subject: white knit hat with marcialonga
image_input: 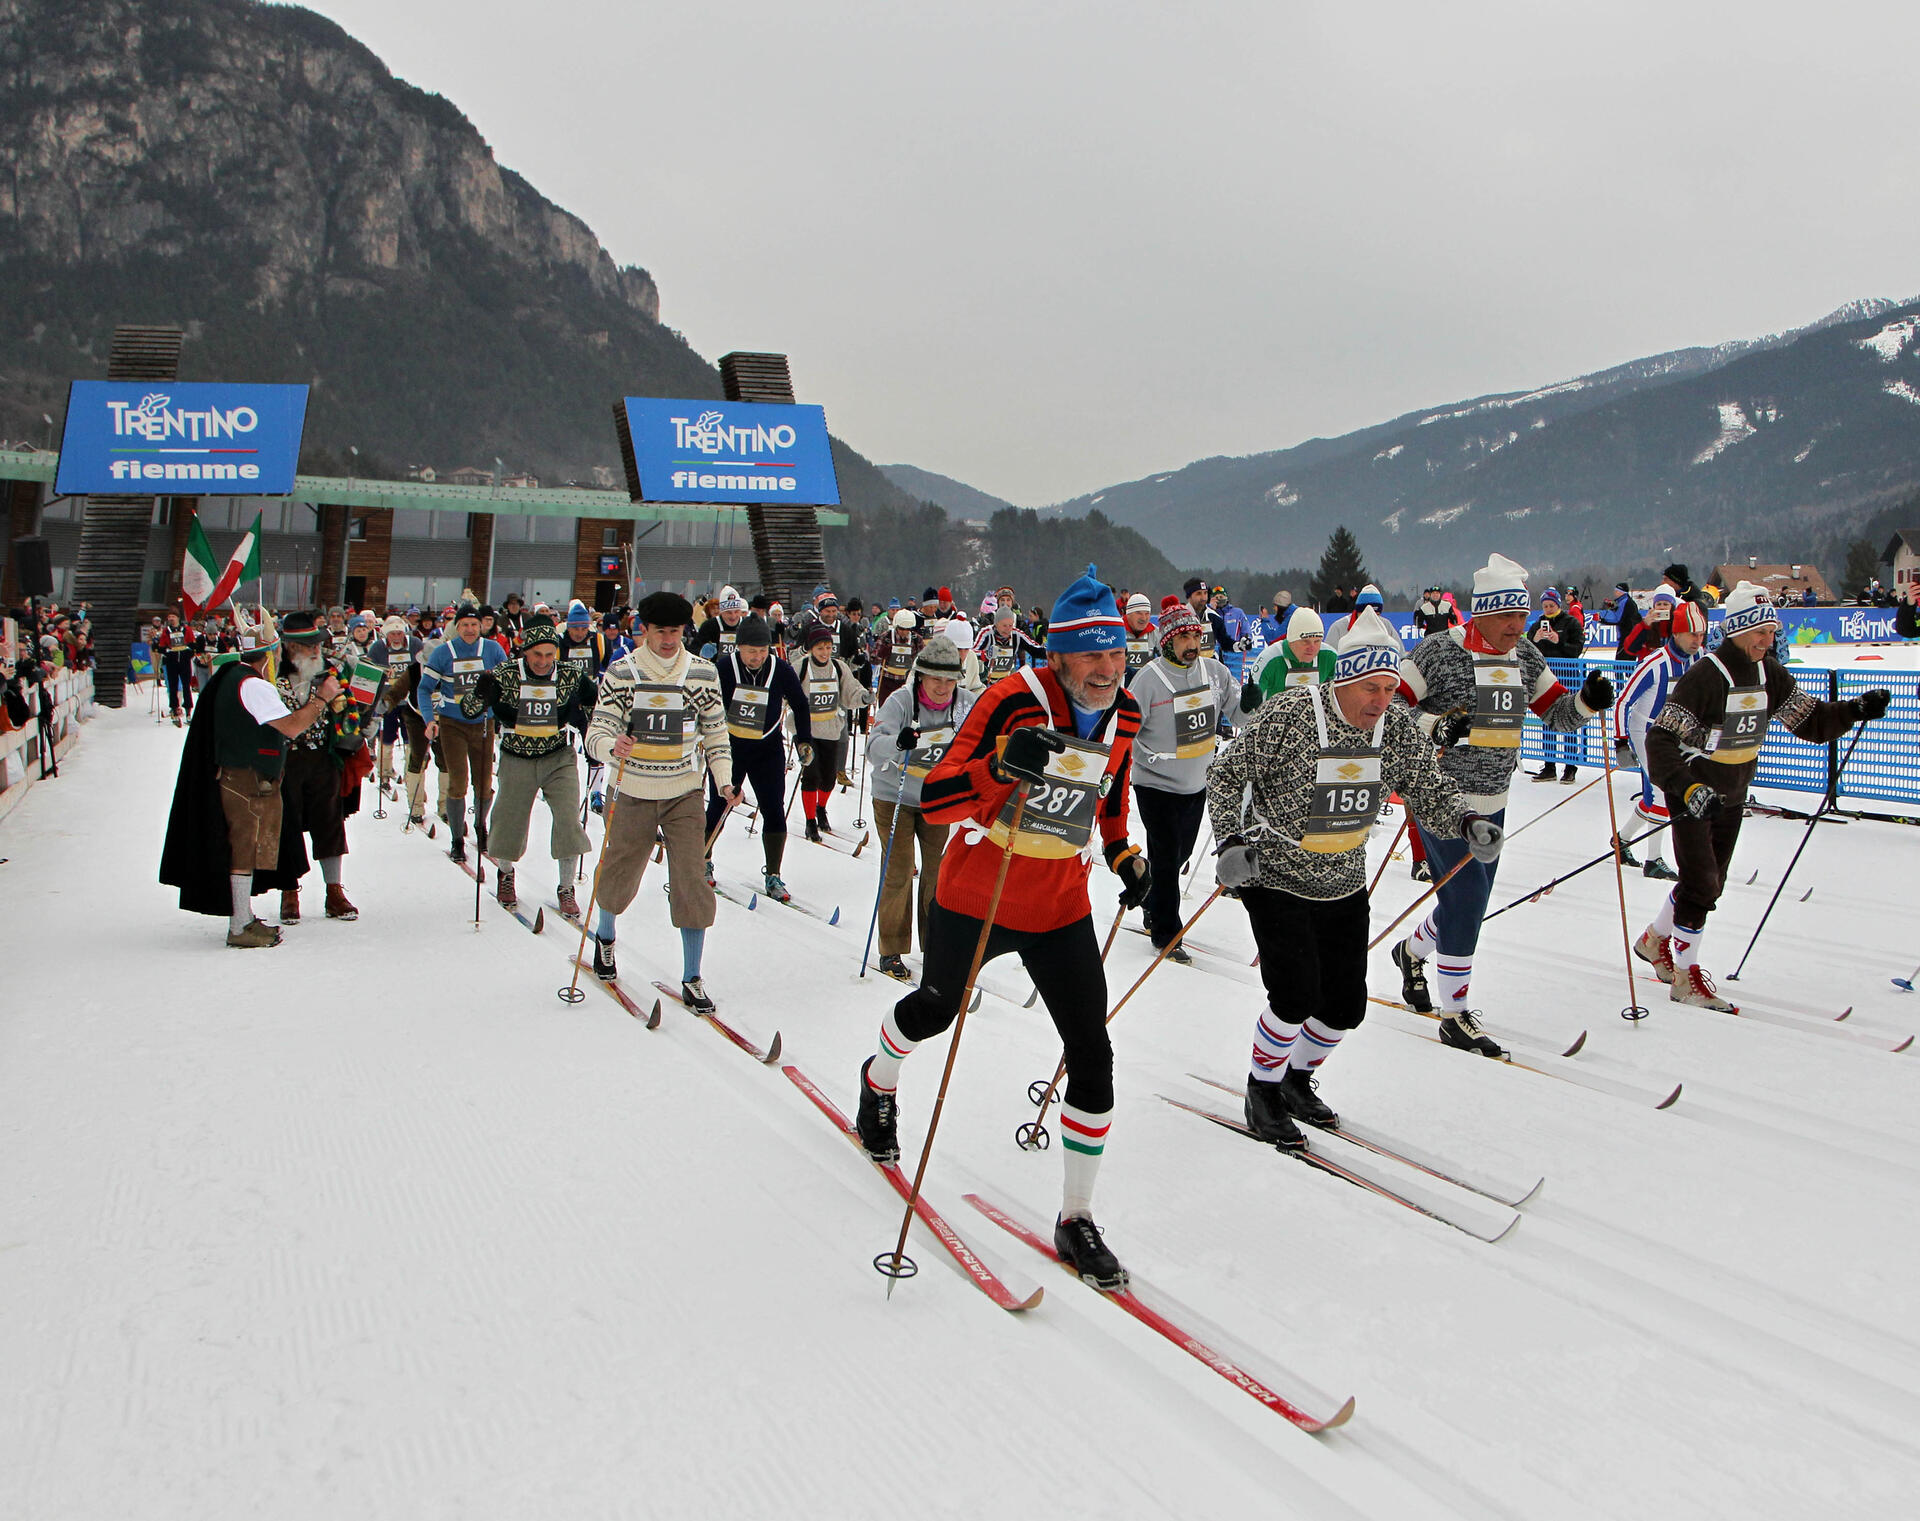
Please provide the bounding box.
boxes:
[1470,554,1530,616]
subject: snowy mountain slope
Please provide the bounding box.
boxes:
[1050,297,1920,585]
[3,708,1918,1518]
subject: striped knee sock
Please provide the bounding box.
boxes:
[1059,1103,1111,1220]
[1250,1007,1304,1081]
[1288,1017,1345,1073]
[1435,954,1475,1013]
[867,1012,916,1093]
[1408,915,1439,962]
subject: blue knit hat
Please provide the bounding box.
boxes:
[567,599,591,628]
[1045,564,1125,653]
[1354,583,1383,610]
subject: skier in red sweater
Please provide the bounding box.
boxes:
[854,567,1150,1288]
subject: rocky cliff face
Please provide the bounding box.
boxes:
[0,0,659,317]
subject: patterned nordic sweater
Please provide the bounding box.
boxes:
[1646,645,1863,802]
[1397,625,1594,811]
[1207,685,1469,901]
[583,644,731,799]
[457,658,592,759]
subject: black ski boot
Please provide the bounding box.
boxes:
[1438,1010,1506,1059]
[1643,857,1679,881]
[1612,832,1640,867]
[877,954,912,983]
[1530,763,1557,783]
[1053,1214,1129,1290]
[448,835,467,865]
[591,935,617,982]
[681,978,716,1014]
[856,1057,900,1163]
[1392,937,1433,1013]
[1243,1078,1307,1150]
[1160,939,1193,966]
[804,818,823,843]
[1280,1068,1338,1129]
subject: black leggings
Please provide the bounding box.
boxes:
[895,902,1113,1112]
[1668,806,1745,928]
[710,737,789,837]
[1133,784,1207,943]
[1240,885,1370,1032]
[801,733,845,793]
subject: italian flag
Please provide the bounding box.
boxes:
[181,509,263,618]
[349,660,384,707]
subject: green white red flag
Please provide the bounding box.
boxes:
[180,509,263,617]
[349,660,384,707]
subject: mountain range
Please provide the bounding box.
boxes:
[0,0,921,516]
[1042,298,1920,586]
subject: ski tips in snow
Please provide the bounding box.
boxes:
[647,998,663,1028]
[828,906,840,925]
[747,893,759,909]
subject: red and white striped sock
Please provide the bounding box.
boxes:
[1408,915,1439,962]
[1435,955,1475,1013]
[1669,920,1704,972]
[867,1012,916,1092]
[1249,1007,1303,1081]
[1059,1103,1112,1219]
[1288,1017,1345,1072]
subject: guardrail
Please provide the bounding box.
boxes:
[1522,654,1919,812]
[0,667,96,818]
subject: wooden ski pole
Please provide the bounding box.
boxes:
[1022,897,1125,1008]
[1020,887,1225,1150]
[1368,816,1409,896]
[877,782,1031,1290]
[558,751,629,1004]
[1365,850,1475,954]
[1600,728,1649,1021]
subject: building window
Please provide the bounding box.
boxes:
[601,526,618,549]
[492,514,529,544]
[151,499,173,527]
[42,495,80,523]
[529,577,573,609]
[385,575,426,609]
[348,515,368,541]
[141,568,169,604]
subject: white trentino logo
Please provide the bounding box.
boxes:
[672,409,797,455]
[108,391,259,442]
[105,391,265,482]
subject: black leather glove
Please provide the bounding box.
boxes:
[1110,844,1151,908]
[1433,710,1473,749]
[996,725,1064,785]
[1240,679,1262,712]
[1856,688,1892,722]
[1681,782,1723,820]
[895,725,918,752]
[1213,835,1259,889]
[473,670,501,705]
[1579,670,1615,710]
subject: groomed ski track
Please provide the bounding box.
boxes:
[3,708,1917,1519]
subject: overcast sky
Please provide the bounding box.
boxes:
[308,0,1920,506]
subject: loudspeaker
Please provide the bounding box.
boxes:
[11,536,53,597]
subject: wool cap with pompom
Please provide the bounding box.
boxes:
[1045,565,1125,653]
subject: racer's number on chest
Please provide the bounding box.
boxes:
[1470,658,1524,748]
[628,684,690,757]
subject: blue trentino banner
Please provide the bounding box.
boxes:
[622,397,841,506]
[1367,606,1912,649]
[54,381,309,496]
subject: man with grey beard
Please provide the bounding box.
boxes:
[269,610,358,924]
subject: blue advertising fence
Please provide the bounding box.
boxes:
[1518,655,1920,812]
[54,381,309,496]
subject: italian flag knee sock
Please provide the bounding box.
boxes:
[1408,914,1439,962]
[1669,918,1705,971]
[867,1012,916,1092]
[1288,1017,1344,1072]
[1059,1102,1111,1220]
[1249,1007,1303,1081]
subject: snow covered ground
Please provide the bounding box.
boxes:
[5,706,1918,1519]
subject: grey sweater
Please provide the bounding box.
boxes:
[1206,684,1469,901]
[1129,654,1246,795]
[1397,626,1595,812]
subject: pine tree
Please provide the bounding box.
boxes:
[1841,537,1883,598]
[1310,526,1370,606]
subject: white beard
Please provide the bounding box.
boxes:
[287,646,324,700]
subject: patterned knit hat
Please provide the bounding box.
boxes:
[1333,609,1404,685]
[1046,565,1125,653]
[1156,602,1205,650]
[1720,580,1779,638]
[1471,554,1530,616]
[518,618,561,651]
[1354,584,1384,610]
[913,634,965,681]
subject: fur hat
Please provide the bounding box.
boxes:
[1720,580,1779,638]
[1333,608,1405,686]
[1046,565,1125,653]
[913,634,965,681]
[1471,554,1531,617]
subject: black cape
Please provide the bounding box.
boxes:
[159,661,276,916]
